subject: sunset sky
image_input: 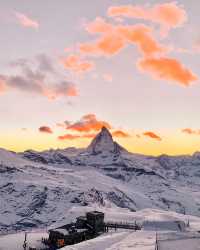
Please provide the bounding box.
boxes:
[0,0,200,155]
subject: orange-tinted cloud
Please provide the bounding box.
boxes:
[80,19,166,57]
[67,113,112,132]
[138,57,197,86]
[39,126,53,134]
[86,17,113,34]
[57,115,131,140]
[79,33,126,56]
[117,24,166,56]
[15,12,39,29]
[62,55,94,73]
[182,128,200,135]
[112,130,130,138]
[97,33,126,55]
[58,133,96,140]
[108,2,187,32]
[58,134,80,140]
[143,131,162,141]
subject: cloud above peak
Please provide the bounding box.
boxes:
[67,113,112,132]
[56,114,132,140]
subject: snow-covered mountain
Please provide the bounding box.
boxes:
[1,127,200,234]
[87,126,126,155]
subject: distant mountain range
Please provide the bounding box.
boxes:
[1,127,200,234]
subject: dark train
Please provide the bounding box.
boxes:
[47,211,105,248]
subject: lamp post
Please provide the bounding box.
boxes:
[23,232,27,250]
[155,232,159,250]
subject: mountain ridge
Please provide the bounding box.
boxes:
[1,127,200,234]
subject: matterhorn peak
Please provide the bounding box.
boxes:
[87,126,125,155]
[99,126,113,138]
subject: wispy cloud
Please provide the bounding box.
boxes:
[62,54,94,73]
[58,133,96,140]
[182,128,200,135]
[15,12,39,30]
[143,131,162,141]
[39,126,53,134]
[112,130,130,138]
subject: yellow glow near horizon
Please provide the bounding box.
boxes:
[1,129,200,156]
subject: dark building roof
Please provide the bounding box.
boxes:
[50,228,89,236]
[87,211,104,215]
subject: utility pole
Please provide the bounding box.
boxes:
[23,232,27,250]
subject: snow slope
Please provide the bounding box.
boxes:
[1,127,200,234]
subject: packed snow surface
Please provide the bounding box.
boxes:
[1,208,200,250]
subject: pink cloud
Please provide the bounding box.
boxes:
[103,74,113,82]
[15,12,39,29]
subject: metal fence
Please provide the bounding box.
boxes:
[155,232,200,250]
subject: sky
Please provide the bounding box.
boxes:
[0,0,200,155]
